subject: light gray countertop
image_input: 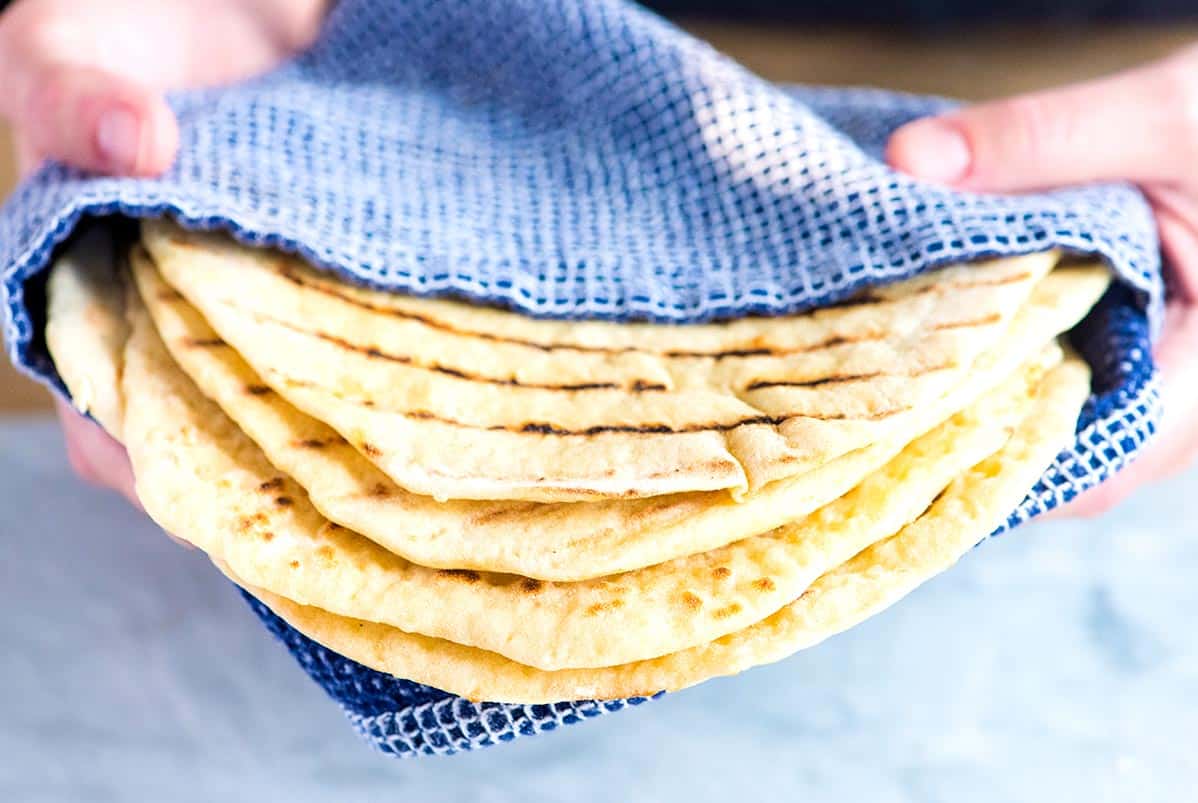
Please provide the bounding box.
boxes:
[1,414,1195,801]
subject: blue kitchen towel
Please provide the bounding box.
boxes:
[0,0,1163,757]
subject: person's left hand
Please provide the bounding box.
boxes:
[886,45,1198,516]
[0,0,330,506]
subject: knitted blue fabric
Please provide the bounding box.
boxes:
[0,0,1163,758]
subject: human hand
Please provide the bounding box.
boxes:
[54,398,140,507]
[1,0,329,500]
[0,0,329,175]
[886,45,1198,516]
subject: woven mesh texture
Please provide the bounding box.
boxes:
[0,0,1163,757]
[244,592,658,757]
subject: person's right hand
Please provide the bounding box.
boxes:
[886,45,1198,516]
[0,0,330,502]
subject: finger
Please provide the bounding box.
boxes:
[1048,301,1198,518]
[885,52,1197,191]
[54,399,142,509]
[18,63,178,176]
[53,403,191,546]
[1149,192,1198,302]
[57,400,102,486]
[1049,420,1198,519]
[1043,468,1137,520]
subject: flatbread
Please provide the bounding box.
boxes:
[231,355,1090,702]
[47,222,1100,691]
[143,220,1058,501]
[132,249,1109,580]
[125,257,1060,667]
[45,227,127,438]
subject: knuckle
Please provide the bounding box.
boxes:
[3,2,79,50]
[998,96,1066,163]
[2,10,85,118]
[280,0,331,53]
[2,10,70,69]
[23,62,74,121]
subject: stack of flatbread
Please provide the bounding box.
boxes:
[45,219,1108,703]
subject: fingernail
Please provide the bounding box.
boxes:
[892,118,971,184]
[96,107,142,172]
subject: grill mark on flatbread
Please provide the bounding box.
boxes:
[293,437,336,449]
[820,292,887,308]
[928,486,952,509]
[503,406,903,433]
[957,271,1036,288]
[240,303,995,396]
[436,569,481,583]
[665,303,1006,356]
[247,309,666,392]
[273,263,1031,359]
[274,373,909,436]
[662,331,885,359]
[933,312,1003,330]
[746,371,883,391]
[506,408,909,432]
[182,336,227,348]
[745,361,955,391]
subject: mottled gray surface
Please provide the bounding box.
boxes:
[1,414,1195,802]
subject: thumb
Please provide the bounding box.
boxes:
[17,62,178,177]
[885,52,1198,192]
